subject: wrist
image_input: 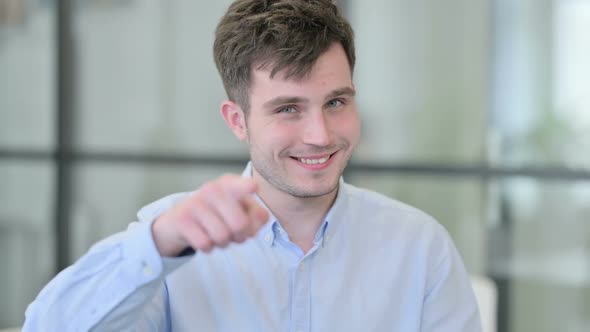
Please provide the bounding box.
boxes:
[151,216,186,257]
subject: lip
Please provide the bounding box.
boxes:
[290,151,338,171]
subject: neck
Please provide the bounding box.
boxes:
[253,169,338,252]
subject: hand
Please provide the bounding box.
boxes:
[151,174,270,257]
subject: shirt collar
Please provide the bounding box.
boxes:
[241,162,348,247]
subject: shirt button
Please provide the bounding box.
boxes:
[264,234,272,243]
[142,262,153,276]
[299,263,305,271]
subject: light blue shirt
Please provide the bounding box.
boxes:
[24,163,481,331]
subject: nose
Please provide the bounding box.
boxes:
[302,111,333,147]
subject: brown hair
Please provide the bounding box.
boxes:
[213,0,355,112]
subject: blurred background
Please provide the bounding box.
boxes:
[1,0,589,331]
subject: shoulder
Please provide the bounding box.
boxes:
[342,182,448,240]
[343,182,435,224]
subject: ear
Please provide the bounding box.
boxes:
[221,100,248,141]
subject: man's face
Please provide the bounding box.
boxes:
[244,43,361,198]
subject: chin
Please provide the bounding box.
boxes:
[288,181,339,198]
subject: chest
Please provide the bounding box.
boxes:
[165,241,427,332]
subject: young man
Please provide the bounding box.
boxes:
[24,0,481,331]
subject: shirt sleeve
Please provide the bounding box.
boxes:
[23,193,192,332]
[420,222,483,332]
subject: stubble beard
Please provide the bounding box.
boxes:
[251,146,352,199]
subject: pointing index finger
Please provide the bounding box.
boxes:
[219,174,258,199]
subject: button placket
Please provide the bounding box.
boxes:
[291,258,311,332]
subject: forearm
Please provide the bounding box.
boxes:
[23,220,190,331]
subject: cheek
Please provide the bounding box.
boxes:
[249,121,298,151]
[335,112,361,143]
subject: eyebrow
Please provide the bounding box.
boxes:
[325,86,356,100]
[262,86,356,109]
[263,96,309,109]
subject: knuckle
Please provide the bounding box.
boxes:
[198,183,213,197]
[231,216,250,231]
[218,173,233,183]
[200,245,213,253]
[213,230,232,244]
[233,235,247,244]
[230,230,247,242]
[210,183,224,197]
[196,238,213,251]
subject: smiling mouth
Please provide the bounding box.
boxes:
[290,152,336,165]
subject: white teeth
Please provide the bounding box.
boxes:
[299,156,330,165]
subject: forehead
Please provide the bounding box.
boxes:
[249,43,353,105]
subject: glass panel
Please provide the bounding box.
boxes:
[69,162,245,260]
[346,172,486,273]
[0,0,55,150]
[0,160,55,328]
[347,0,489,164]
[488,178,590,332]
[72,0,245,156]
[491,0,590,170]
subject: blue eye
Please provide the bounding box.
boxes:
[278,106,297,114]
[327,99,343,108]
